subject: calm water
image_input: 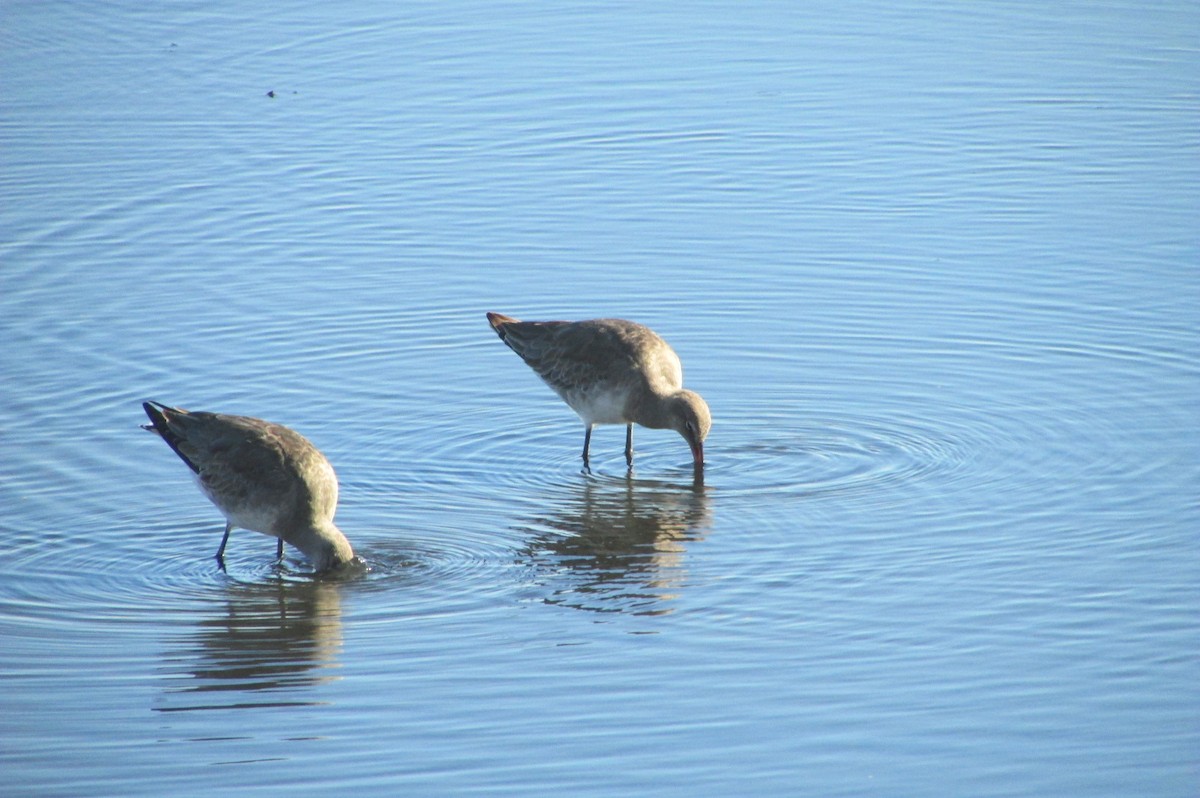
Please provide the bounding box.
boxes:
[2,2,1197,795]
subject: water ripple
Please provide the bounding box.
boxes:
[707,412,970,502]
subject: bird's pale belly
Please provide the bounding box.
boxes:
[197,477,280,536]
[559,386,630,425]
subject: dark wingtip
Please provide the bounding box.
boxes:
[141,400,200,473]
[142,400,167,431]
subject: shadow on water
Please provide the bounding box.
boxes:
[154,579,344,712]
[519,473,711,616]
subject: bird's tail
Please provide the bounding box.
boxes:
[486,311,519,340]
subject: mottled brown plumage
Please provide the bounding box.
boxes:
[142,401,355,572]
[486,312,710,470]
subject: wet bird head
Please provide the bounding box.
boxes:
[671,390,711,469]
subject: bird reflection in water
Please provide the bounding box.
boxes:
[521,475,711,616]
[155,579,344,712]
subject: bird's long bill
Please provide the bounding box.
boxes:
[691,440,705,470]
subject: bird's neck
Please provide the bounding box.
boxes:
[628,387,679,430]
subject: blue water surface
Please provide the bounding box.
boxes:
[2,2,1197,796]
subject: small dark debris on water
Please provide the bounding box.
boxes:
[266,90,275,98]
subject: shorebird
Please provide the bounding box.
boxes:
[141,401,356,573]
[486,312,710,471]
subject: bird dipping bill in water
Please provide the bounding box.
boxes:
[141,401,356,573]
[486,312,711,471]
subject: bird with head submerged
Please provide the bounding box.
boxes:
[141,401,356,573]
[486,312,711,472]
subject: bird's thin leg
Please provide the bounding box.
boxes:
[215,522,232,571]
[276,537,284,561]
[581,425,593,472]
[625,424,634,469]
